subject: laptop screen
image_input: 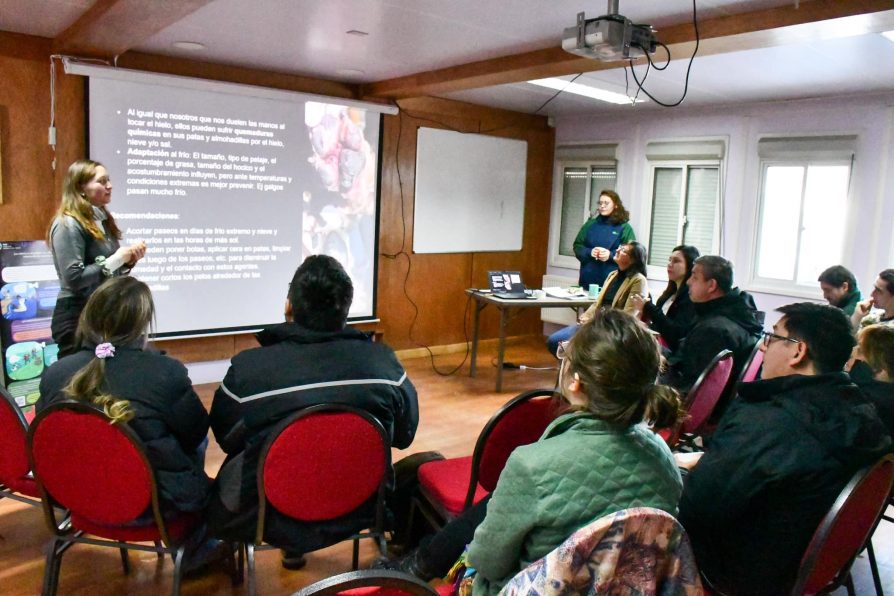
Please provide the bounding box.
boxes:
[488,271,525,293]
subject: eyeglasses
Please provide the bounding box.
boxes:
[557,340,570,360]
[762,330,802,347]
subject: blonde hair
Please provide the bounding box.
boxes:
[858,324,894,380]
[63,277,154,423]
[48,159,121,244]
[563,309,684,428]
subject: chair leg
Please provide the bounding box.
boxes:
[352,537,360,570]
[171,545,185,596]
[41,537,64,596]
[846,572,857,596]
[867,539,885,596]
[120,547,131,574]
[377,532,388,557]
[246,543,256,596]
[238,542,245,583]
[400,496,420,550]
[228,542,242,586]
[155,540,164,561]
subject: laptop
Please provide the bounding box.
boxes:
[488,270,529,299]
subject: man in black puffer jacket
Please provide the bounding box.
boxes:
[664,256,762,404]
[207,255,419,569]
[678,303,892,595]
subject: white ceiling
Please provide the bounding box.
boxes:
[2,0,894,116]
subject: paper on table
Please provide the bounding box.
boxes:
[543,286,588,299]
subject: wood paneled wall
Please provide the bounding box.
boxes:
[0,33,84,241]
[377,97,554,350]
[0,32,554,360]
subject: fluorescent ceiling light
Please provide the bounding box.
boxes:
[528,77,645,105]
[883,30,894,44]
[172,41,206,51]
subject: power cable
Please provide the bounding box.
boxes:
[532,73,583,115]
[381,106,473,376]
[627,0,699,108]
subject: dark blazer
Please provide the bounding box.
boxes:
[643,284,696,351]
[37,345,210,512]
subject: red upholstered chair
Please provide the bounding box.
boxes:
[0,385,40,506]
[293,569,438,595]
[672,349,734,452]
[412,389,557,529]
[736,340,764,384]
[243,405,391,595]
[791,454,894,595]
[27,401,204,596]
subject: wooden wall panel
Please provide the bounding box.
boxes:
[0,32,553,362]
[377,97,554,350]
[0,34,84,241]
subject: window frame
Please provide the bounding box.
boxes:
[548,158,618,269]
[643,158,723,281]
[748,156,855,298]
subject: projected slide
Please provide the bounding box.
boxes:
[88,76,380,336]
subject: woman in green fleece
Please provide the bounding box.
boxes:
[467,309,685,595]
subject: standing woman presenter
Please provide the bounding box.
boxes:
[573,190,635,290]
[49,159,146,357]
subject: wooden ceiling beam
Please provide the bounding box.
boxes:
[51,0,216,58]
[363,0,894,99]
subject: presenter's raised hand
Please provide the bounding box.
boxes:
[128,240,147,265]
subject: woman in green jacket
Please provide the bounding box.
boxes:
[467,310,685,595]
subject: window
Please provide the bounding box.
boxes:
[549,145,617,268]
[752,136,855,291]
[643,140,724,277]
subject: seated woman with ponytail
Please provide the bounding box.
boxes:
[380,310,685,595]
[466,309,685,594]
[36,276,211,515]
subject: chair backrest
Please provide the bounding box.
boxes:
[0,386,30,491]
[500,507,702,595]
[293,569,439,595]
[792,454,894,595]
[257,404,390,540]
[736,340,764,384]
[467,389,556,501]
[681,350,734,434]
[28,401,158,528]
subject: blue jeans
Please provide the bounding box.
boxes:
[546,324,579,357]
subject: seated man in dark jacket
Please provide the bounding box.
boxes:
[818,264,862,316]
[663,255,762,395]
[207,255,419,569]
[678,302,892,595]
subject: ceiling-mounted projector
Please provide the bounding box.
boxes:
[562,1,657,61]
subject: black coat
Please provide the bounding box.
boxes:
[664,289,763,394]
[207,322,419,552]
[37,345,210,512]
[679,373,892,595]
[850,360,894,438]
[643,284,696,352]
